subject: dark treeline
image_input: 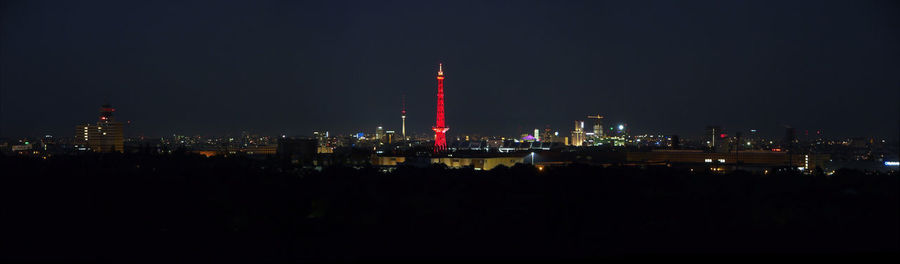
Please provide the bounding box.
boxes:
[1,153,898,262]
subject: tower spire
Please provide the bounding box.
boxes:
[432,63,449,152]
[401,94,407,139]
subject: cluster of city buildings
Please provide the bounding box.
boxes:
[1,64,897,173]
[1,101,896,173]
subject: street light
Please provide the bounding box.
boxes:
[531,152,535,164]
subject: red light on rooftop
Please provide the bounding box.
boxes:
[719,133,727,138]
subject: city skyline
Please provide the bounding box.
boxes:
[2,1,898,261]
[1,0,898,139]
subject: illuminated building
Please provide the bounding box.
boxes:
[432,63,449,152]
[534,128,541,141]
[313,131,332,153]
[385,131,395,144]
[571,120,585,146]
[588,115,604,138]
[541,126,557,143]
[375,126,384,143]
[374,153,529,170]
[74,104,124,153]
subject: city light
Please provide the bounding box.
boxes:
[886,161,900,166]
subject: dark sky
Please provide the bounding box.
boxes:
[2,0,898,139]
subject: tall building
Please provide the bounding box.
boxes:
[375,126,385,143]
[784,127,797,150]
[432,63,449,152]
[75,104,124,153]
[571,120,585,146]
[541,126,557,143]
[588,115,604,138]
[534,128,541,141]
[385,131,395,144]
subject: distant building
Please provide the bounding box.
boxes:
[571,121,585,146]
[75,104,124,153]
[588,115,604,138]
[784,127,797,147]
[374,153,529,170]
[385,131,395,144]
[313,131,333,153]
[536,149,829,172]
[375,126,385,143]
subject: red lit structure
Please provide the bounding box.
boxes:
[100,104,115,121]
[432,63,449,152]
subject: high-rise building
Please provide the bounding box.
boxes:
[432,63,449,152]
[375,126,385,143]
[571,120,585,146]
[784,127,797,150]
[75,104,124,153]
[588,115,604,138]
[534,128,541,141]
[385,131,395,144]
[541,126,555,143]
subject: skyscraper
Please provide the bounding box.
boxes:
[571,120,585,146]
[432,63,449,152]
[375,126,384,143]
[75,104,124,153]
[588,115,604,138]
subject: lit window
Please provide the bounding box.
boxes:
[718,159,725,163]
[704,159,712,163]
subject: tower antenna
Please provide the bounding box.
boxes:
[432,63,449,152]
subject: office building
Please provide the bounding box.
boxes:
[75,104,124,153]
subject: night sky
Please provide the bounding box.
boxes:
[2,0,898,139]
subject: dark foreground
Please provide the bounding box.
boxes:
[2,154,898,262]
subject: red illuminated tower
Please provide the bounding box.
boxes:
[432,63,448,152]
